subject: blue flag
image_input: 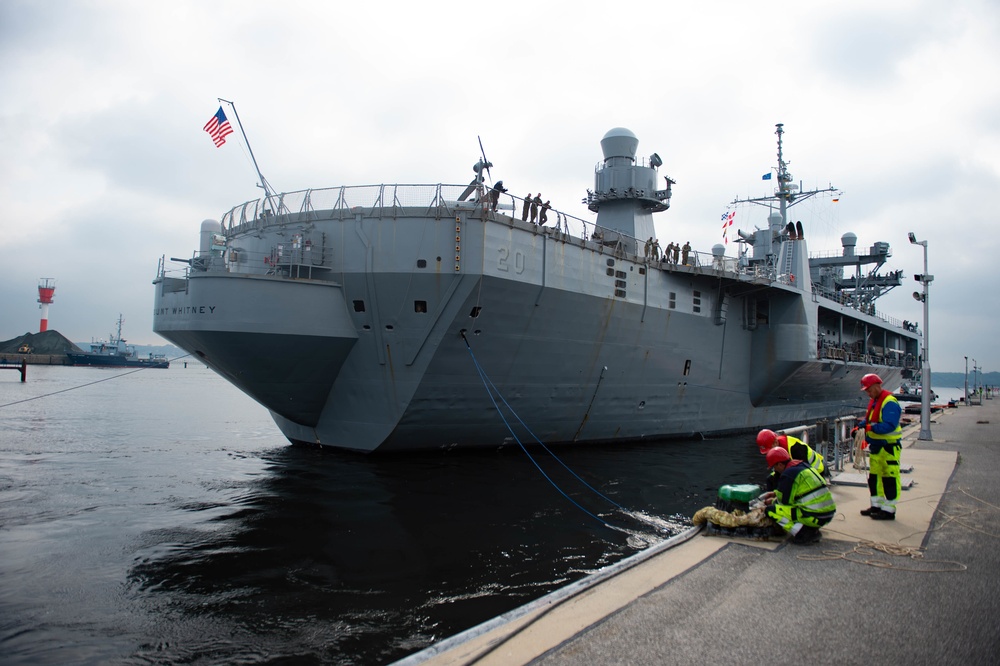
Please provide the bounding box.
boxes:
[762,173,772,181]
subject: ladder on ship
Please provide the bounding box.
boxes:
[782,243,795,283]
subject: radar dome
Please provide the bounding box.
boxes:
[600,127,639,161]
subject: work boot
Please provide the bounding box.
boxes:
[870,509,896,521]
[860,506,878,516]
[791,528,821,545]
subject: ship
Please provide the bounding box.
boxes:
[67,315,170,368]
[152,124,920,453]
[893,382,937,403]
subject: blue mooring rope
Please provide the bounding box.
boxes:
[461,332,631,528]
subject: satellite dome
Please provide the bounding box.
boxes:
[600,127,638,161]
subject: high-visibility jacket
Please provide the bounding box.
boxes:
[781,435,825,476]
[864,390,902,451]
[765,435,825,491]
[767,461,837,531]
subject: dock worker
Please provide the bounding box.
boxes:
[857,373,902,520]
[762,447,836,545]
[757,428,825,491]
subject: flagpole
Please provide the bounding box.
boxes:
[218,98,278,209]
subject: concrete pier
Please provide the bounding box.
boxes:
[399,399,1000,665]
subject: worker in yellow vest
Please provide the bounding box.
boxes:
[762,447,836,545]
[757,428,825,491]
[858,373,902,520]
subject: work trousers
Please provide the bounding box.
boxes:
[868,443,901,513]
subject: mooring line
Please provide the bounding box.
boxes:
[459,333,666,537]
[468,348,626,511]
[0,353,193,410]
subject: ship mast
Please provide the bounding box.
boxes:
[732,123,838,260]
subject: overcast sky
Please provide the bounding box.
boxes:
[2,0,997,374]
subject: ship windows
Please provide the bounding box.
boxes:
[417,259,427,268]
[606,268,615,277]
[615,289,627,298]
[415,301,427,313]
[615,279,627,289]
[469,306,482,318]
[638,267,646,275]
[353,300,366,312]
[606,259,615,267]
[615,270,626,279]
[668,292,676,309]
[693,290,702,314]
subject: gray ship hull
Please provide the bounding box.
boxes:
[154,198,912,453]
[154,126,918,452]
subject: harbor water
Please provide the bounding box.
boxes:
[3,363,849,664]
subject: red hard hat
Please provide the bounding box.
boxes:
[766,446,791,469]
[756,429,778,454]
[860,373,883,390]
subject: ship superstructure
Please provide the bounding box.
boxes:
[153,126,919,452]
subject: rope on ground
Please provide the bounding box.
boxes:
[794,484,1000,571]
[795,526,967,572]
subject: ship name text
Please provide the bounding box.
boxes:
[154,305,217,316]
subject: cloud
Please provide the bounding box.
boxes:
[1,0,999,372]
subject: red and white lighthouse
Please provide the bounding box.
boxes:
[37,278,55,332]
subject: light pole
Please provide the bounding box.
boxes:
[909,232,933,440]
[965,356,969,405]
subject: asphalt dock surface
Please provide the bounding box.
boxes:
[399,397,1000,666]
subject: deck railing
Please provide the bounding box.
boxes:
[157,184,911,335]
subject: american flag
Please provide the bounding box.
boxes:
[203,106,234,147]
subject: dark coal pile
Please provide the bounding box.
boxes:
[0,330,82,354]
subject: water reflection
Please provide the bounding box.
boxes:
[126,436,763,664]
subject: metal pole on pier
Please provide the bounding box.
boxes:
[965,356,969,406]
[909,232,932,440]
